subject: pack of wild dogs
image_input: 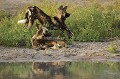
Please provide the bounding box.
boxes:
[18,5,73,50]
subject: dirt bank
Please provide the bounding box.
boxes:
[0,41,120,62]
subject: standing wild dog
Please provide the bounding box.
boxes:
[31,24,67,49]
[24,5,73,38]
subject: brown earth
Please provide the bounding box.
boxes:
[0,40,120,62]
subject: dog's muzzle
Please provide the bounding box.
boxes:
[65,13,70,18]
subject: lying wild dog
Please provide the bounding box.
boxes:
[31,24,67,50]
[31,24,49,49]
[18,5,73,38]
[47,40,67,49]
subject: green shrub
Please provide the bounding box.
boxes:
[107,43,118,53]
[0,0,120,47]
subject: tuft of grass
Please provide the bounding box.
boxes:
[0,0,120,47]
[107,43,118,54]
[0,16,36,48]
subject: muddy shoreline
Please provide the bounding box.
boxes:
[0,41,120,62]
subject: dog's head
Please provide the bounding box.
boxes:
[57,5,70,21]
[25,6,38,29]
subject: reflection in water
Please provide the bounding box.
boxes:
[0,62,120,79]
[32,62,70,79]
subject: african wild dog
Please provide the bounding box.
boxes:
[24,5,73,38]
[31,23,49,49]
[31,23,67,49]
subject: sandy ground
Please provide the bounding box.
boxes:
[0,41,120,62]
[0,0,115,15]
[0,0,33,15]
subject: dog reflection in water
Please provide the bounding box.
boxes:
[32,62,69,79]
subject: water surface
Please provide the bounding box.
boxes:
[0,61,120,79]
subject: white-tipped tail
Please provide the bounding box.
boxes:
[17,19,27,24]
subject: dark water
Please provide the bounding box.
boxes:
[0,61,120,79]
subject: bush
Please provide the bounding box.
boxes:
[0,0,120,47]
[107,43,118,53]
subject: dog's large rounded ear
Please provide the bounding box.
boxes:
[58,5,63,10]
[63,6,68,11]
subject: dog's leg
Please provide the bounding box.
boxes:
[27,18,35,29]
[34,45,46,51]
[60,23,74,38]
[66,28,74,38]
